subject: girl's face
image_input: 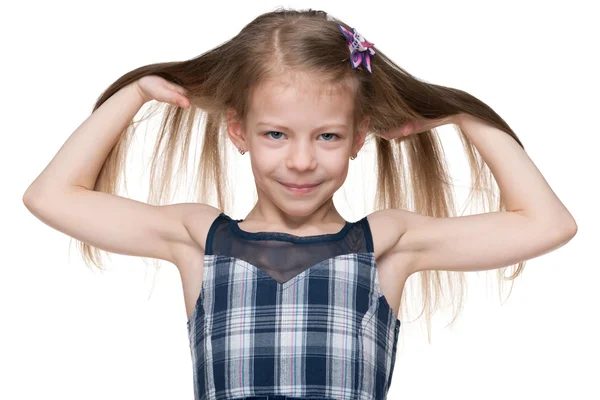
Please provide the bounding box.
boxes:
[228,73,368,216]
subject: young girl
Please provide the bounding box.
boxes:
[23,7,577,400]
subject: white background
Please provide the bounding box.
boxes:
[3,1,598,399]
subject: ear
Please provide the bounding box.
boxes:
[352,116,370,155]
[226,108,248,150]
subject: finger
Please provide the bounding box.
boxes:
[401,121,414,136]
[175,84,189,96]
[164,86,189,107]
[178,95,189,108]
[165,81,186,96]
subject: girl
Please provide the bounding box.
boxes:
[23,7,577,400]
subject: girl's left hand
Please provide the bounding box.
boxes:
[377,114,463,140]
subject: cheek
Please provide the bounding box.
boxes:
[321,157,349,177]
[250,156,278,178]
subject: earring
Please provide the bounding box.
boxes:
[238,148,246,155]
[350,154,357,160]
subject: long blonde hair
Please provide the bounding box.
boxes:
[77,7,526,342]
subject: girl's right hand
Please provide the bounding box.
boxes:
[134,75,190,108]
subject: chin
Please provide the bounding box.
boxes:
[277,186,337,212]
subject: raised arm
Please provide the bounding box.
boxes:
[22,78,205,265]
[388,113,577,275]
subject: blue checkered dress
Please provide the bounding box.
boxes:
[187,213,401,400]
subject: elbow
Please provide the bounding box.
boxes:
[525,210,578,239]
[24,185,83,211]
[557,210,578,238]
[23,186,49,210]
[525,214,578,247]
[552,217,578,242]
[23,191,45,214]
[23,188,38,209]
[562,219,578,238]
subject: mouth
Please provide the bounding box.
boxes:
[280,182,322,188]
[279,181,322,194]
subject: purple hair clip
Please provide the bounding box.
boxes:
[338,24,376,74]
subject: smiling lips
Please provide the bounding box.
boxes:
[279,181,322,194]
[280,182,321,188]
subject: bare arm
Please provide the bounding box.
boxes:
[455,113,576,225]
[25,83,146,193]
[389,114,577,274]
[23,80,201,265]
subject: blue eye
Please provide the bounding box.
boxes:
[264,131,340,141]
[266,131,285,139]
[319,133,340,141]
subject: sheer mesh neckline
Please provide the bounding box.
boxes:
[228,215,353,244]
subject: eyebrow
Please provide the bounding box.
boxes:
[256,121,349,132]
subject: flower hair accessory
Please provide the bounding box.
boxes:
[338,24,376,74]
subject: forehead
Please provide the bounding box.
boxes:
[248,73,356,124]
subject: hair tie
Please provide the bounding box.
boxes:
[338,24,376,74]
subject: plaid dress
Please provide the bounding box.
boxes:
[187,212,401,400]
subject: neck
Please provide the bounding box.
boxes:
[245,198,344,230]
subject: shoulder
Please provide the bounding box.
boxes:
[365,209,405,260]
[169,203,223,267]
[366,208,432,261]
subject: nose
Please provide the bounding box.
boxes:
[285,142,317,171]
